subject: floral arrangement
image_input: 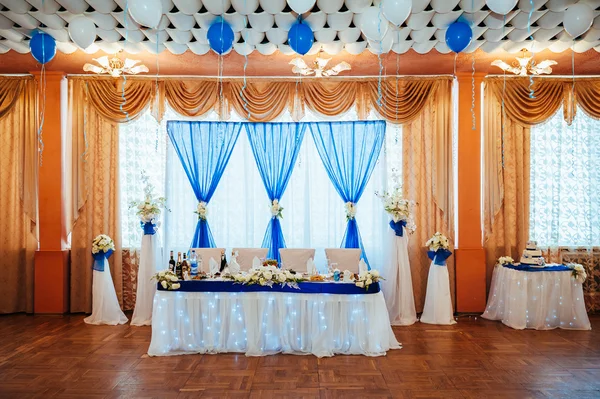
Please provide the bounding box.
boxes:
[262,259,278,267]
[497,256,515,266]
[425,232,450,251]
[92,234,115,254]
[129,171,167,223]
[195,201,208,220]
[376,187,416,233]
[270,199,283,219]
[232,265,305,289]
[345,202,357,221]
[355,270,382,291]
[152,270,180,290]
[568,263,587,283]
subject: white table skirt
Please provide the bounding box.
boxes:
[482,265,591,330]
[148,290,401,358]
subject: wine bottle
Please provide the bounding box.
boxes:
[168,251,175,272]
[182,253,190,279]
[219,250,227,273]
[175,252,183,280]
[189,250,198,276]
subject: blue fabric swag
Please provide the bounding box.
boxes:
[308,120,386,266]
[141,221,157,235]
[167,121,242,248]
[502,264,572,272]
[246,122,306,262]
[427,249,452,266]
[92,249,113,272]
[389,220,407,237]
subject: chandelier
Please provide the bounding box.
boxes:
[491,49,557,76]
[83,52,149,77]
[290,48,351,77]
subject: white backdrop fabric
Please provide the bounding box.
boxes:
[131,233,161,326]
[382,229,417,325]
[482,266,591,330]
[84,267,128,326]
[148,290,401,358]
[420,261,457,325]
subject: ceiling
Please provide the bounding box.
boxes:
[0,0,599,59]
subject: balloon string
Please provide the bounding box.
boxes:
[241,0,250,120]
[527,0,535,99]
[37,32,46,166]
[376,1,383,108]
[453,53,457,77]
[155,30,160,152]
[82,82,89,164]
[120,0,130,121]
[501,14,506,170]
[471,52,475,131]
[571,44,575,119]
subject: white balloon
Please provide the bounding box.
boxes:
[231,0,259,15]
[129,0,163,28]
[68,16,97,49]
[382,0,412,26]
[563,3,594,38]
[359,6,389,41]
[287,0,316,14]
[485,0,517,15]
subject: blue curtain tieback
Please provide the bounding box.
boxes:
[140,221,157,235]
[92,249,113,271]
[389,220,407,237]
[427,249,452,266]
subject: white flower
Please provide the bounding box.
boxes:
[169,275,178,282]
[356,281,364,288]
[171,283,180,290]
[366,278,373,285]
[264,271,273,280]
[161,280,167,289]
[371,270,379,278]
[278,273,286,283]
[259,278,266,285]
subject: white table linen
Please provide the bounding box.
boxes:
[420,261,456,325]
[84,267,128,326]
[482,265,591,330]
[148,289,401,358]
[131,234,161,326]
[382,230,417,326]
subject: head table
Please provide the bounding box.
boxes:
[482,264,591,330]
[147,280,401,358]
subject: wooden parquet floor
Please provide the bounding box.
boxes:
[1,314,599,399]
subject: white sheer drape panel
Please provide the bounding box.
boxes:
[119,112,167,248]
[530,108,600,247]
[120,105,401,272]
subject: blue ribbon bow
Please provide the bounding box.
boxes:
[92,249,113,272]
[389,220,407,237]
[140,221,157,235]
[427,249,452,266]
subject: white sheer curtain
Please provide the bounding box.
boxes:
[120,105,401,272]
[530,108,600,248]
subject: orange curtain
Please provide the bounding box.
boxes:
[0,76,38,313]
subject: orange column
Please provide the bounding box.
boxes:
[455,72,486,312]
[32,71,70,313]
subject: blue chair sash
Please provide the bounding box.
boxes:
[427,249,452,266]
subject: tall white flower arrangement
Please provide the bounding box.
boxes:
[376,186,416,233]
[129,171,167,223]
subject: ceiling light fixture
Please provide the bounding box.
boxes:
[290,48,351,77]
[83,51,149,77]
[491,49,557,76]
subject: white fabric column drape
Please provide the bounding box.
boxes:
[84,265,128,325]
[382,229,417,325]
[420,262,456,325]
[131,233,161,326]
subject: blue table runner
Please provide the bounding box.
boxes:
[503,264,571,272]
[157,280,380,295]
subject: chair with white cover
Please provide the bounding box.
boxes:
[232,248,269,270]
[279,248,315,273]
[191,248,225,273]
[325,248,362,273]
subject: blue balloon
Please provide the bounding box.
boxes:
[445,21,472,53]
[207,19,234,55]
[288,22,314,55]
[29,32,56,64]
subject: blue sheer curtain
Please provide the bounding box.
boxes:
[308,121,386,265]
[245,122,307,262]
[167,121,242,248]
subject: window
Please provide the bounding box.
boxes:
[119,105,403,270]
[530,108,600,247]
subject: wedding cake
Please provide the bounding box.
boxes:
[520,241,545,266]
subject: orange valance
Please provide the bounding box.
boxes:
[68,76,451,124]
